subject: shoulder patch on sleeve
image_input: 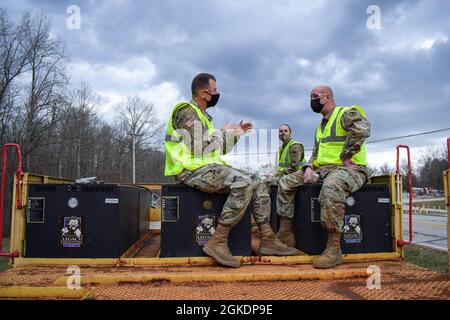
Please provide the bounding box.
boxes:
[173,106,199,129]
[184,114,196,128]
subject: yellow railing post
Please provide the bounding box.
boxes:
[389,173,404,258]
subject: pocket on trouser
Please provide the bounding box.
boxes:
[184,177,216,194]
[346,170,366,194]
[320,200,346,233]
[226,187,248,210]
[251,181,271,223]
[219,186,252,227]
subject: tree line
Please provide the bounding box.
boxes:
[0,9,168,182]
[371,146,448,191]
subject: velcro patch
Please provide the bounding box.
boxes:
[185,115,196,128]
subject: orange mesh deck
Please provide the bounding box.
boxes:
[0,260,448,300]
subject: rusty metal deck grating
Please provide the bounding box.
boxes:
[0,261,448,300]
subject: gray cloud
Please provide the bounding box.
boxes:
[1,0,449,165]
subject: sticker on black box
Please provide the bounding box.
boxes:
[343,214,363,244]
[195,215,216,246]
[60,216,83,248]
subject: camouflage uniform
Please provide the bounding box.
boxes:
[269,142,304,186]
[173,101,271,227]
[277,107,370,233]
[275,142,304,177]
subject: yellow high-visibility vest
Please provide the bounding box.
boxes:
[164,102,227,176]
[277,139,304,172]
[313,106,367,168]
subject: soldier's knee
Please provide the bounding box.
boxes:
[253,179,269,194]
[278,175,291,192]
[230,175,253,194]
[319,181,346,203]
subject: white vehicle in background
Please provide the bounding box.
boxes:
[412,187,424,197]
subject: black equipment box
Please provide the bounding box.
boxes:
[160,184,252,257]
[294,184,393,255]
[269,185,280,232]
[25,184,151,258]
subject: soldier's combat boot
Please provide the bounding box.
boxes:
[313,232,343,269]
[276,217,296,248]
[203,223,241,268]
[258,222,300,256]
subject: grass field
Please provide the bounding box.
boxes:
[404,244,448,273]
[0,239,11,272]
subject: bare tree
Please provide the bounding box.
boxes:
[257,162,275,179]
[116,95,164,182]
[366,165,379,177]
[417,145,448,189]
[0,10,31,141]
[378,162,393,176]
[117,96,163,148]
[10,12,68,170]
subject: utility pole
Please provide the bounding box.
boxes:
[127,132,143,184]
[132,134,136,184]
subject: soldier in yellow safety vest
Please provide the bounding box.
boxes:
[267,124,305,248]
[164,73,299,268]
[276,85,370,269]
[274,124,305,180]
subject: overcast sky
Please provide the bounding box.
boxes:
[2,0,450,170]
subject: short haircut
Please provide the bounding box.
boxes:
[279,124,292,133]
[191,73,216,96]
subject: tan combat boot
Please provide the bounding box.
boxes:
[203,223,241,268]
[258,222,300,256]
[276,217,296,248]
[313,232,343,269]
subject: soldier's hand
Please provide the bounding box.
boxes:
[343,159,358,170]
[304,167,315,184]
[222,123,246,137]
[222,123,240,131]
[239,120,253,133]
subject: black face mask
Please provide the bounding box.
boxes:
[206,93,220,108]
[310,98,324,113]
[279,132,291,142]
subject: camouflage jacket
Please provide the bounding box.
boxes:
[172,100,240,179]
[305,106,371,178]
[275,142,305,177]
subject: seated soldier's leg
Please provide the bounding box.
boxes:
[183,164,253,268]
[276,171,304,247]
[250,178,299,256]
[313,168,366,269]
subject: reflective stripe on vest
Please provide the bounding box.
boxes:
[164,102,227,176]
[313,105,367,168]
[277,139,304,172]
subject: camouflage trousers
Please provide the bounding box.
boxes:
[179,164,271,227]
[277,167,367,233]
